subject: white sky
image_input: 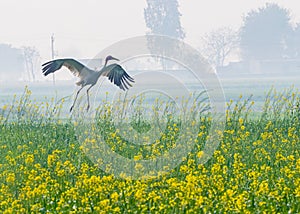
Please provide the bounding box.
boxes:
[1,0,300,61]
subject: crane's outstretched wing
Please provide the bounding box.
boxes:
[42,58,91,78]
[101,64,134,90]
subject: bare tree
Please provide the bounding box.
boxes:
[23,46,40,81]
[201,27,239,68]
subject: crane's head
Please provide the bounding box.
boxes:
[105,55,119,65]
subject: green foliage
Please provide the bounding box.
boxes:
[144,0,185,69]
[240,3,292,60]
[144,0,185,39]
[0,88,299,213]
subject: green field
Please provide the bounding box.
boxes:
[0,86,299,213]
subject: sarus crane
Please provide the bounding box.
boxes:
[42,55,134,111]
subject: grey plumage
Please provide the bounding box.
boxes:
[42,56,134,111]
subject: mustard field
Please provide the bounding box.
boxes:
[0,88,299,213]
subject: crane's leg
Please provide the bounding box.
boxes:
[86,85,94,111]
[70,86,84,112]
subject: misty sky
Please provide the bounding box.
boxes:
[1,0,300,61]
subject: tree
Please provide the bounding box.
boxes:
[293,25,300,58]
[22,46,40,81]
[0,44,24,81]
[144,0,185,39]
[144,0,185,69]
[285,23,300,58]
[240,3,292,60]
[201,27,239,68]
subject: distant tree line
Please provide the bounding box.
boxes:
[1,2,298,81]
[0,44,39,82]
[144,1,300,69]
[202,3,300,67]
[0,44,24,81]
[240,3,297,61]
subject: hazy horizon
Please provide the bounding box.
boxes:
[1,0,300,110]
[1,0,300,61]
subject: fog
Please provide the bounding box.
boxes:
[1,1,300,111]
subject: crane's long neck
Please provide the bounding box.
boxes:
[98,60,108,74]
[104,59,109,67]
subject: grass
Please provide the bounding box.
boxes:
[0,87,299,213]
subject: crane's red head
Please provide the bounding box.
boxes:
[105,55,119,65]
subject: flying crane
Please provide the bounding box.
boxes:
[42,55,134,111]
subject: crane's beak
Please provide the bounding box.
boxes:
[111,56,120,61]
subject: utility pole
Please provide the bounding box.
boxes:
[51,34,55,85]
